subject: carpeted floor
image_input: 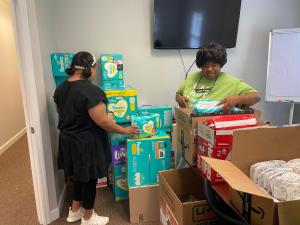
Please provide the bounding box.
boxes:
[0,134,159,225]
[0,134,39,225]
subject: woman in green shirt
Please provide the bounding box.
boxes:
[175,42,260,111]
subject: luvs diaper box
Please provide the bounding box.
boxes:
[112,165,128,201]
[104,85,137,123]
[131,114,160,138]
[127,132,171,187]
[138,105,173,132]
[100,54,124,89]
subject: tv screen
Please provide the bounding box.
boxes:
[153,0,242,49]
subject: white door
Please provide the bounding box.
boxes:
[10,0,58,224]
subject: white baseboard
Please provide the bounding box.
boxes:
[49,184,66,223]
[0,128,26,155]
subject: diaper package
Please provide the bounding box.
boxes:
[111,145,127,166]
[131,113,160,138]
[50,53,74,76]
[193,100,241,115]
[100,54,124,82]
[104,85,138,123]
[112,165,128,201]
[138,105,173,132]
[127,132,171,187]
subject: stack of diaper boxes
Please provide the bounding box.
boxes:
[50,53,74,86]
[100,54,136,201]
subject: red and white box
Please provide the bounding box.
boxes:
[197,156,224,184]
[197,114,257,147]
[197,136,231,160]
[96,177,108,188]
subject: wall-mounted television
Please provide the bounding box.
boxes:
[153,0,242,49]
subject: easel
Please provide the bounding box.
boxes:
[289,101,295,125]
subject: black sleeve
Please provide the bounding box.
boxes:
[53,89,58,104]
[83,85,108,110]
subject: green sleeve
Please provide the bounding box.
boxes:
[236,80,257,95]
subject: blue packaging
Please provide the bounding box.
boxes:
[100,54,124,82]
[112,165,128,201]
[138,105,173,132]
[131,114,160,138]
[127,132,171,187]
[50,53,74,76]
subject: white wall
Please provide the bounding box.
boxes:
[0,0,25,149]
[33,0,300,213]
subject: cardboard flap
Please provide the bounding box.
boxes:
[277,200,300,225]
[201,157,272,199]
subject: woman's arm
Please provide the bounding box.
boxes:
[88,102,139,135]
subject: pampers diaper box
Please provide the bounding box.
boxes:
[50,53,74,86]
[127,132,171,187]
[131,114,160,138]
[104,85,138,123]
[138,105,173,133]
[100,54,124,89]
[112,165,129,201]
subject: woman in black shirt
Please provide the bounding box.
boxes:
[54,52,138,225]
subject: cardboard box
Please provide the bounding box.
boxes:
[138,105,173,132]
[129,185,160,224]
[197,136,231,160]
[127,132,171,187]
[159,168,216,225]
[100,54,124,81]
[175,107,211,165]
[202,125,300,225]
[175,107,261,165]
[112,165,128,201]
[104,86,138,123]
[50,53,74,76]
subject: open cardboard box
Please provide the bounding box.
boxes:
[175,107,261,166]
[202,125,300,225]
[159,168,216,225]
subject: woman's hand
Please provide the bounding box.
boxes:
[176,93,189,108]
[123,126,140,137]
[219,96,240,112]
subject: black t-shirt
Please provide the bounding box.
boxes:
[53,80,111,181]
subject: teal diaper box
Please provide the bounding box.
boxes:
[127,132,171,187]
[50,53,74,86]
[138,105,173,132]
[112,165,128,201]
[104,86,138,123]
[100,54,124,82]
[109,122,131,146]
[50,53,74,76]
[131,114,160,138]
[102,79,125,90]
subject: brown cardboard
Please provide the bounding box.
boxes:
[129,185,160,224]
[175,107,211,165]
[202,125,300,225]
[175,107,262,165]
[159,168,215,225]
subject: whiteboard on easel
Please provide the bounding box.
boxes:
[266,28,300,102]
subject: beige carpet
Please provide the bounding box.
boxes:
[0,134,39,225]
[0,134,158,225]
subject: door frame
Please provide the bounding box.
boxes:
[10,0,57,224]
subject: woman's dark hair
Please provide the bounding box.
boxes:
[196,42,227,68]
[65,51,96,78]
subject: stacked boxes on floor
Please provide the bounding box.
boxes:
[100,54,134,201]
[127,131,171,223]
[197,114,257,184]
[50,53,74,86]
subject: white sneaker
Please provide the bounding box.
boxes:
[67,207,84,222]
[81,212,109,225]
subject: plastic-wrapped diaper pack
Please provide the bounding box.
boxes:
[131,114,160,138]
[250,159,300,201]
[193,100,241,115]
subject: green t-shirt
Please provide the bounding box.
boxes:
[177,71,257,107]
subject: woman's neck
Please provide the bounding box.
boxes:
[68,72,87,81]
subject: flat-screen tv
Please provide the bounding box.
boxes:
[153,0,242,49]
